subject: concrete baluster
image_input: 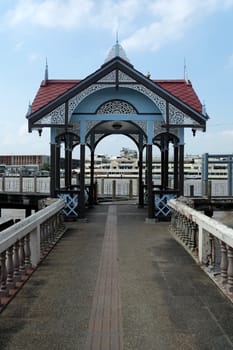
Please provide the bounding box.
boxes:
[0,252,7,296]
[220,241,228,285]
[227,246,233,293]
[6,247,14,288]
[189,222,196,252]
[177,213,182,237]
[13,241,20,281]
[19,238,26,274]
[187,220,193,249]
[24,234,31,269]
[34,176,37,193]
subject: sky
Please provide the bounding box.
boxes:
[1,0,233,158]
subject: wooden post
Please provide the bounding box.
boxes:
[129,179,133,199]
[112,180,116,200]
[19,175,23,193]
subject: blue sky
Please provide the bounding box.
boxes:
[0,0,233,157]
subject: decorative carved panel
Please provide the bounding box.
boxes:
[68,84,114,119]
[169,104,200,125]
[35,104,65,125]
[123,84,166,117]
[96,100,137,114]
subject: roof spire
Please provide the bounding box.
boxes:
[44,57,48,82]
[202,100,206,116]
[184,58,188,82]
[116,30,119,44]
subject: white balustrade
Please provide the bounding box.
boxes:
[0,199,65,306]
[169,198,233,294]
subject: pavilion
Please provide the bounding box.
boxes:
[27,41,208,219]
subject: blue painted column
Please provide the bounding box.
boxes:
[79,120,86,219]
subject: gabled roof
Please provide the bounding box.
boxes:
[31,78,203,115]
[28,56,207,131]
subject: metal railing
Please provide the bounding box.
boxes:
[0,198,65,309]
[168,198,233,298]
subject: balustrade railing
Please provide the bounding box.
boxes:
[0,198,65,309]
[169,198,233,296]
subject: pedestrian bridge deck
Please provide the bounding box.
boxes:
[1,202,233,350]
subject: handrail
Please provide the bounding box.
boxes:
[168,198,233,296]
[0,198,66,309]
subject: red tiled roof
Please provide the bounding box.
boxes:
[31,80,80,113]
[155,80,203,114]
[31,78,203,115]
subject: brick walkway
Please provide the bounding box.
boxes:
[87,205,123,350]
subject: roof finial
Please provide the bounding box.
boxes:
[184,58,188,83]
[26,100,32,116]
[202,100,206,116]
[44,57,48,82]
[116,30,119,44]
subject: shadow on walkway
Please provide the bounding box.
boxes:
[0,202,233,350]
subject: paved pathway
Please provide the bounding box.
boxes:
[0,202,233,349]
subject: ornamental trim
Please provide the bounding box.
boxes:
[35,104,65,125]
[68,84,114,119]
[96,100,137,114]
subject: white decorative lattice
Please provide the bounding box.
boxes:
[169,104,200,125]
[118,71,136,82]
[96,100,137,114]
[35,104,65,125]
[86,121,100,134]
[123,84,166,117]
[98,71,116,83]
[153,120,164,137]
[68,84,114,119]
[134,121,147,134]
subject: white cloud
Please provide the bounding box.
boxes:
[8,0,94,29]
[5,0,233,52]
[221,130,233,137]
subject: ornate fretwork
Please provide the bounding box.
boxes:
[169,104,200,125]
[71,121,80,136]
[35,104,65,125]
[68,84,114,119]
[153,120,164,137]
[86,121,99,134]
[98,71,116,83]
[123,84,166,117]
[118,71,136,82]
[133,121,147,134]
[98,70,137,83]
[96,100,137,114]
